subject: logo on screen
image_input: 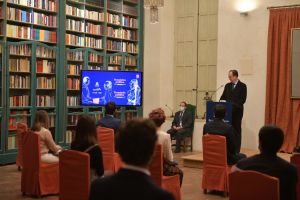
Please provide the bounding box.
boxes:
[136,74,140,78]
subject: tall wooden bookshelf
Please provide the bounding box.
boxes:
[0,0,143,163]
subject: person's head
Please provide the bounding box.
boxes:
[105,101,117,115]
[179,101,187,111]
[148,108,166,128]
[228,69,239,83]
[117,119,158,168]
[72,115,97,148]
[32,110,49,131]
[258,125,284,155]
[214,105,226,120]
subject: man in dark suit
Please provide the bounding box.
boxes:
[233,126,298,200]
[89,119,175,200]
[167,101,193,153]
[203,105,246,165]
[96,101,121,134]
[220,69,247,153]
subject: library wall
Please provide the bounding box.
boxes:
[143,0,175,117]
[217,0,300,150]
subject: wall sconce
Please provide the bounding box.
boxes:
[236,0,257,16]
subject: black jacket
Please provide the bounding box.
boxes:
[237,154,298,200]
[171,110,193,130]
[89,169,175,200]
[220,80,247,110]
[203,119,238,164]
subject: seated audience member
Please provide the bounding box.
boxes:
[89,119,175,200]
[31,110,62,163]
[203,105,246,165]
[167,101,193,153]
[96,101,121,134]
[149,108,184,186]
[71,115,104,182]
[232,126,298,200]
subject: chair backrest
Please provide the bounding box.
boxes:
[22,131,41,171]
[149,145,163,186]
[229,170,280,200]
[16,123,28,167]
[202,134,227,166]
[186,104,196,132]
[59,150,90,200]
[96,127,115,171]
[21,131,41,194]
[291,154,300,200]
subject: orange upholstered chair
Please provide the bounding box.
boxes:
[16,123,28,170]
[21,131,59,197]
[229,170,279,200]
[59,150,90,200]
[202,134,231,194]
[149,145,181,200]
[291,154,300,200]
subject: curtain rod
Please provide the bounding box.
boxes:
[267,4,300,9]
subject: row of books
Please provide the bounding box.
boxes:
[108,56,137,66]
[66,34,84,46]
[66,19,103,35]
[107,13,121,25]
[67,78,80,90]
[7,136,17,150]
[65,130,74,143]
[89,53,103,63]
[67,51,83,61]
[36,60,55,73]
[36,46,55,58]
[9,58,30,72]
[66,19,85,32]
[86,22,103,35]
[66,5,104,22]
[107,40,138,53]
[10,75,30,89]
[7,7,57,27]
[8,0,57,12]
[9,44,31,56]
[37,77,56,89]
[125,111,137,121]
[67,64,82,75]
[67,96,79,106]
[10,95,30,107]
[7,24,57,43]
[85,37,102,49]
[36,95,55,106]
[88,65,103,70]
[8,110,28,130]
[68,114,79,126]
[122,16,138,28]
[107,27,137,40]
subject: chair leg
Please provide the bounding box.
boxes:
[203,189,208,194]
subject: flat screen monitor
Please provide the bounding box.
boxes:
[81,70,142,106]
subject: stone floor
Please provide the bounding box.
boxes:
[0,152,227,200]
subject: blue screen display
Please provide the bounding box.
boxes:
[81,70,142,106]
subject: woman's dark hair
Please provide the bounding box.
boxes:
[71,115,97,149]
[31,110,49,131]
[148,108,166,127]
[259,125,284,155]
[117,119,157,167]
[105,101,117,115]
